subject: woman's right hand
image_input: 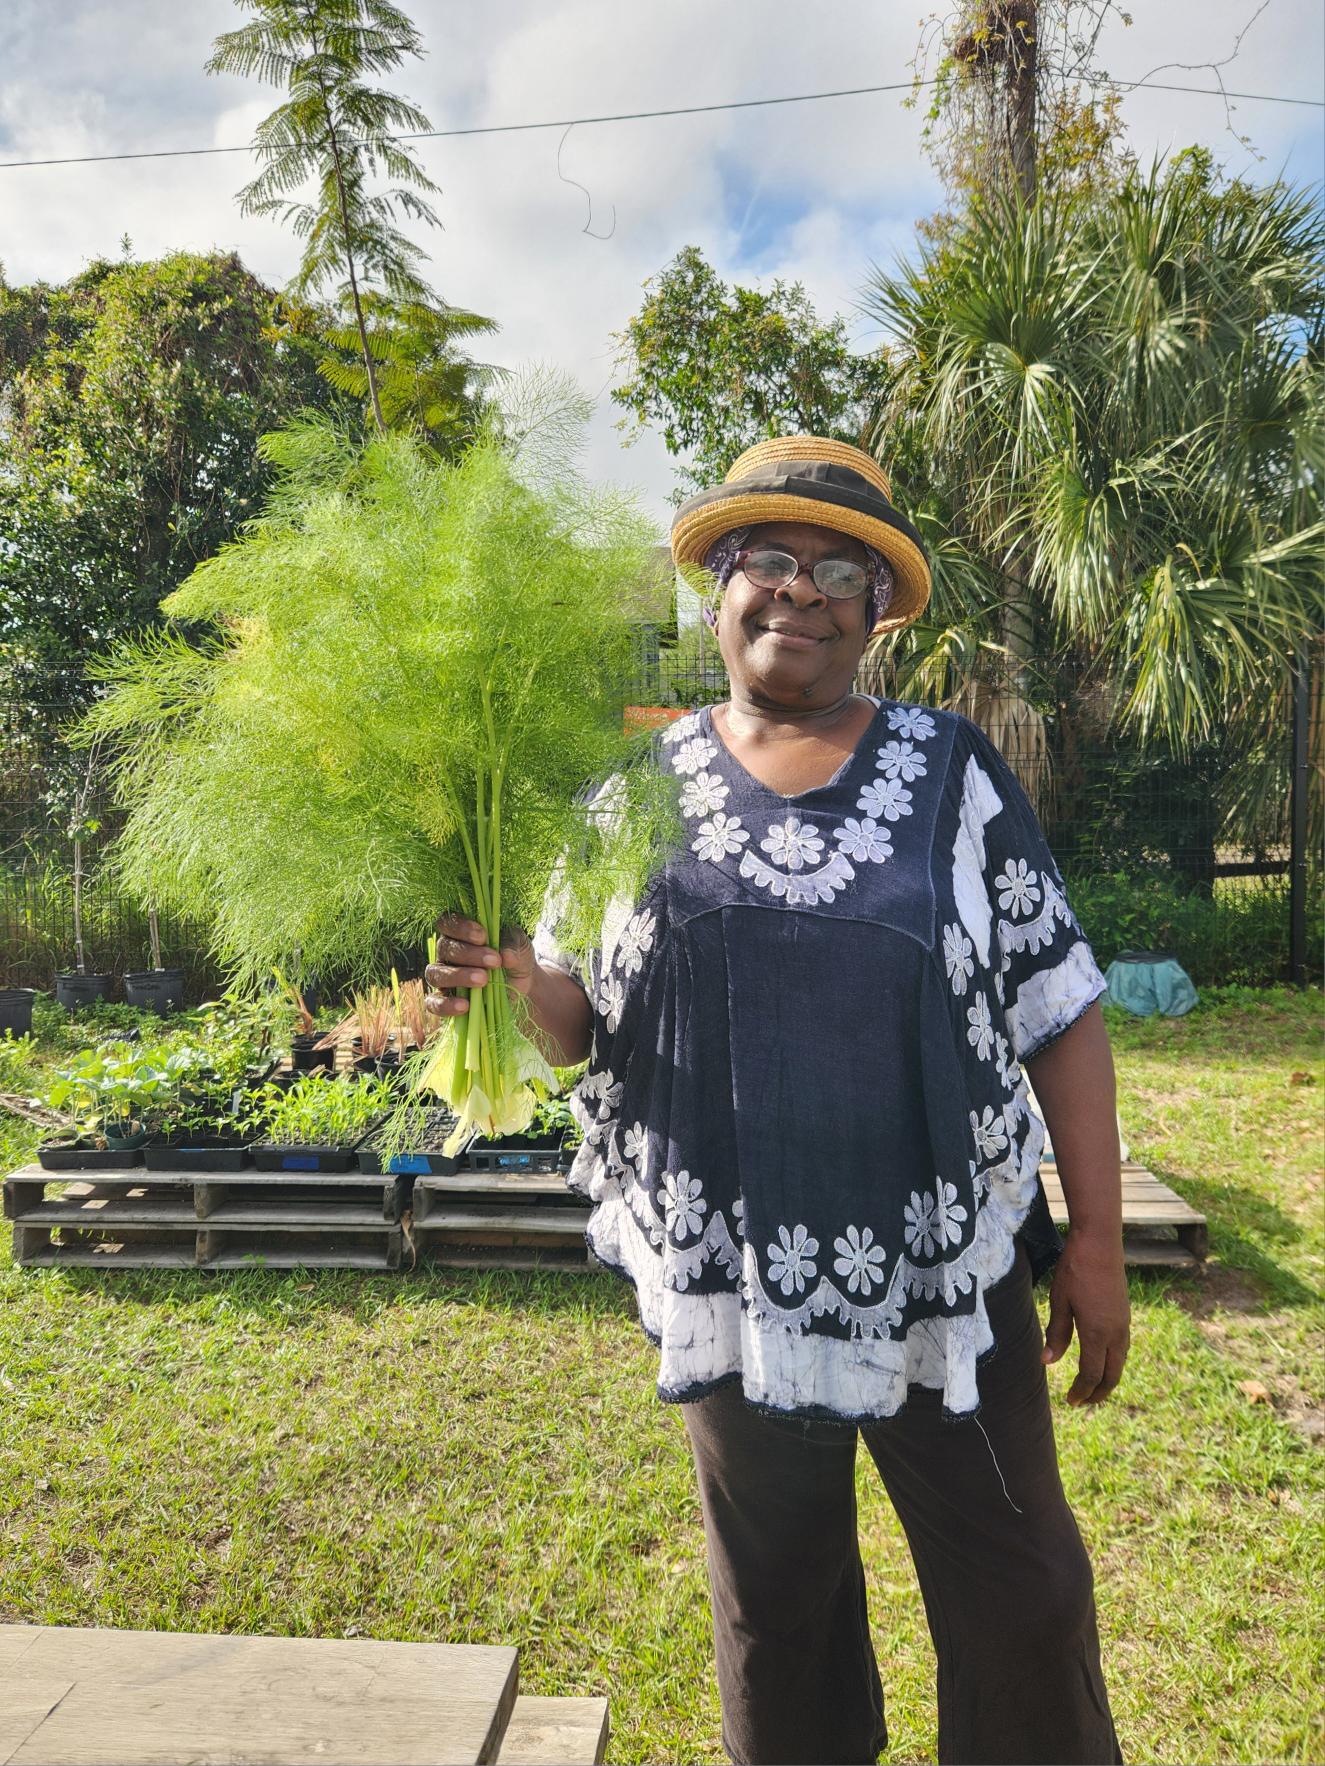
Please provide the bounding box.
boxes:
[424,913,538,1017]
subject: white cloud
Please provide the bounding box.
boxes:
[1,0,1319,520]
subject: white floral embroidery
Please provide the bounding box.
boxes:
[597,971,624,1033]
[621,1121,647,1167]
[904,1190,939,1258]
[833,1224,888,1296]
[760,815,824,872]
[767,1223,818,1295]
[966,993,995,1061]
[887,705,937,741]
[994,858,1041,918]
[671,736,719,776]
[834,816,893,864]
[932,1180,968,1249]
[660,712,701,746]
[970,1106,1009,1161]
[857,777,914,822]
[877,739,928,781]
[579,1067,622,1117]
[662,1170,707,1241]
[738,847,855,905]
[680,770,728,820]
[943,923,974,994]
[616,909,656,977]
[693,812,749,863]
[994,1032,1022,1093]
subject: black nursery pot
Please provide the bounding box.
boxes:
[0,988,36,1036]
[55,973,113,1010]
[123,968,186,1014]
[291,1034,334,1072]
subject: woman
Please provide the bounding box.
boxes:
[426,436,1129,1766]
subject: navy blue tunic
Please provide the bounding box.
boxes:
[535,699,1106,1422]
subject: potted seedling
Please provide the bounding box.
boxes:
[275,970,336,1072]
[350,985,397,1077]
[53,747,112,1010]
[249,1071,394,1172]
[123,906,186,1014]
[35,1041,183,1170]
[141,1033,266,1172]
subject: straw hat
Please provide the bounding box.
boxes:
[670,435,931,634]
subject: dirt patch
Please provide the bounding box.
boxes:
[1170,1262,1266,1320]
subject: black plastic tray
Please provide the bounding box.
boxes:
[465,1130,567,1174]
[358,1109,467,1176]
[37,1142,143,1172]
[251,1143,361,1173]
[143,1139,253,1173]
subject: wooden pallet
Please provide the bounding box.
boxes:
[1041,1159,1208,1265]
[5,1164,407,1271]
[410,1169,597,1270]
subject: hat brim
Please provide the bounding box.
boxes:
[670,479,931,635]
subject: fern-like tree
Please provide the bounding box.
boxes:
[319,291,503,458]
[207,0,442,434]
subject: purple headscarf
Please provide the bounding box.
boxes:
[700,525,895,631]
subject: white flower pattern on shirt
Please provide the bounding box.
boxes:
[616,910,656,977]
[887,706,936,741]
[597,970,624,1032]
[904,1190,939,1258]
[932,1180,968,1249]
[767,1223,818,1295]
[671,736,719,776]
[693,812,749,863]
[662,1170,707,1241]
[857,777,913,822]
[966,994,996,1061]
[994,858,1041,918]
[877,739,928,781]
[760,816,824,872]
[833,1224,888,1296]
[834,817,893,863]
[943,923,974,994]
[970,1106,1008,1161]
[680,770,728,820]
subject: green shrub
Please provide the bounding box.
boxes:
[1068,869,1322,987]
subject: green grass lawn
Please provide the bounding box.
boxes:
[1,987,1321,1764]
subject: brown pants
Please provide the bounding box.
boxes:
[680,1244,1122,1765]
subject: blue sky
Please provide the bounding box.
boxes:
[1,0,1321,520]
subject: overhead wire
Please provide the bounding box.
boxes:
[0,74,1320,173]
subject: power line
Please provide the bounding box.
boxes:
[0,74,1320,173]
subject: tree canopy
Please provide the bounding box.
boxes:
[0,250,345,722]
[612,246,883,501]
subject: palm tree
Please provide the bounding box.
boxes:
[861,151,1323,873]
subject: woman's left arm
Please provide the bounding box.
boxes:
[1024,1000,1131,1405]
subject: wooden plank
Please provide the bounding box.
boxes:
[413,1206,591,1236]
[0,1680,73,1765]
[0,1625,518,1766]
[495,1696,609,1766]
[14,1229,197,1271]
[13,1189,196,1228]
[1120,1236,1199,1268]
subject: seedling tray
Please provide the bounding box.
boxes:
[252,1143,364,1174]
[38,1142,143,1173]
[358,1108,467,1176]
[143,1138,253,1173]
[465,1130,567,1174]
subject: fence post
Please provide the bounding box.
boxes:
[1288,647,1309,987]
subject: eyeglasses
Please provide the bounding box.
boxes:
[736,546,869,600]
